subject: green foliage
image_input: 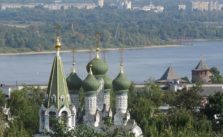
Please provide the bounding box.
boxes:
[210,67,223,84]
[181,76,190,83]
[0,8,223,52]
[103,117,112,127]
[144,81,164,106]
[0,90,6,107]
[7,87,45,135]
[174,84,201,110]
[4,120,30,137]
[2,84,223,137]
[50,122,136,137]
[128,82,217,137]
[204,92,223,131]
[0,111,7,137]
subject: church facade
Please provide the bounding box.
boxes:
[38,37,143,137]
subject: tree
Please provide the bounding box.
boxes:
[144,81,164,106]
[0,111,6,137]
[0,90,6,107]
[49,123,105,137]
[4,120,30,137]
[204,92,223,131]
[7,87,44,135]
[174,84,201,111]
[210,67,223,84]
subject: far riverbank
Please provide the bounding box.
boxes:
[0,44,181,56]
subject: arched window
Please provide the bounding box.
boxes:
[45,94,48,101]
[41,110,45,123]
[60,95,65,102]
[61,111,68,127]
[49,111,56,130]
[51,95,56,103]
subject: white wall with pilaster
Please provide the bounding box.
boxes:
[70,94,79,109]
[96,78,104,111]
[103,92,110,111]
[85,96,97,115]
[116,94,128,114]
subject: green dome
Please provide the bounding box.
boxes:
[112,72,131,92]
[103,75,112,90]
[82,73,100,92]
[66,72,82,91]
[86,58,108,76]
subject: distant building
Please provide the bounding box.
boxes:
[125,0,132,9]
[117,0,132,9]
[133,3,164,13]
[98,0,104,8]
[192,1,209,11]
[178,4,186,11]
[192,59,212,83]
[156,65,187,91]
[192,0,223,11]
[0,3,97,10]
[0,3,35,10]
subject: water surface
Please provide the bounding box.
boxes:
[0,40,222,85]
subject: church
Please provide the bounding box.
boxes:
[38,36,143,136]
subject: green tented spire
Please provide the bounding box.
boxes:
[46,36,71,109]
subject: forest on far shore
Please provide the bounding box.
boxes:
[0,7,223,53]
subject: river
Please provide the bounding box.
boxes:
[0,40,222,85]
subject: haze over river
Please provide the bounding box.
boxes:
[0,40,223,85]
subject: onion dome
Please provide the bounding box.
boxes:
[86,48,108,77]
[82,65,100,95]
[112,65,131,92]
[66,71,82,91]
[103,75,112,90]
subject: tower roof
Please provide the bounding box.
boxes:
[194,59,209,70]
[66,72,82,92]
[66,51,82,92]
[82,65,100,95]
[157,65,179,82]
[86,48,108,77]
[112,65,131,93]
[46,37,71,109]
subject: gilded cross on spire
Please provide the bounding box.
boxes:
[96,32,100,59]
[55,36,61,50]
[119,48,124,74]
[72,48,76,73]
[55,36,62,56]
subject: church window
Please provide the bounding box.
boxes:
[41,110,45,123]
[51,95,56,103]
[49,111,56,130]
[61,111,68,127]
[45,94,48,100]
[60,95,65,102]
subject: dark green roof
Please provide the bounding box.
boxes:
[46,56,71,109]
[104,75,112,90]
[86,57,108,76]
[82,72,100,94]
[66,72,82,92]
[112,71,131,92]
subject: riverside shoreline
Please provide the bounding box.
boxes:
[0,44,182,56]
